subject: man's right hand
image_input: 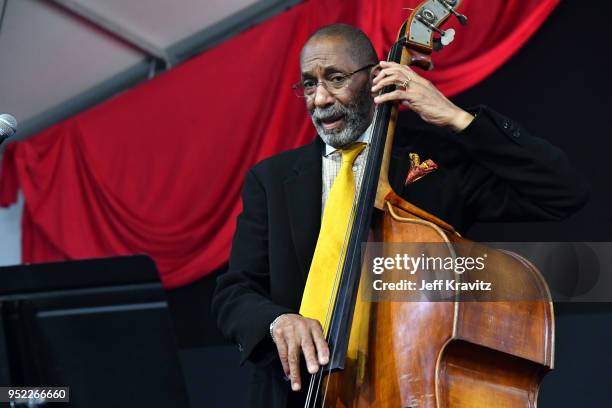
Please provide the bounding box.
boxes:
[270,313,329,391]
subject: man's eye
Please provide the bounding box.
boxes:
[302,80,316,89]
[328,75,347,84]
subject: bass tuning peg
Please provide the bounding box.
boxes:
[416,10,456,48]
[432,28,456,51]
[438,0,468,26]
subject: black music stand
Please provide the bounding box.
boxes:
[0,255,190,407]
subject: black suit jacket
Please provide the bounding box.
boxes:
[212,106,588,407]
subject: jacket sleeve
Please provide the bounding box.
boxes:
[452,106,589,222]
[211,169,294,365]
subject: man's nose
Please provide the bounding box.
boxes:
[313,83,335,108]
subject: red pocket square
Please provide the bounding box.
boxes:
[405,152,438,185]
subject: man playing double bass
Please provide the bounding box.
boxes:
[212,24,587,407]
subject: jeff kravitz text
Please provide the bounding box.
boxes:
[367,251,494,297]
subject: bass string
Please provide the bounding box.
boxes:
[304,38,405,405]
[303,139,372,407]
[320,97,393,406]
[306,100,390,407]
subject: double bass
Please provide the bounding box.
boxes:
[304,1,554,406]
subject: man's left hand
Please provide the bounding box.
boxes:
[371,61,474,132]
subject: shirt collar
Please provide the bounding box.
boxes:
[323,122,374,157]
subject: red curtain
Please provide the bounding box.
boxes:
[0,0,559,288]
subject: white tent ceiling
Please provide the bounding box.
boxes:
[0,0,300,140]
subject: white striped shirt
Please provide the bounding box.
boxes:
[321,124,373,214]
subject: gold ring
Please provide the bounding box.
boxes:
[401,78,411,88]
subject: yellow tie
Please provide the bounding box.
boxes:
[299,142,366,333]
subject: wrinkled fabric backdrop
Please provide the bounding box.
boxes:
[0,0,559,288]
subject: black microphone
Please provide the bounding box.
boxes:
[0,113,18,145]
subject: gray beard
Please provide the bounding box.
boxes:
[310,87,373,148]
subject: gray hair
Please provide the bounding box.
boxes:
[301,24,378,67]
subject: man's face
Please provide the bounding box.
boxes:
[300,37,375,148]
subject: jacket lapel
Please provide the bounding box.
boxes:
[389,148,413,193]
[284,138,323,280]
